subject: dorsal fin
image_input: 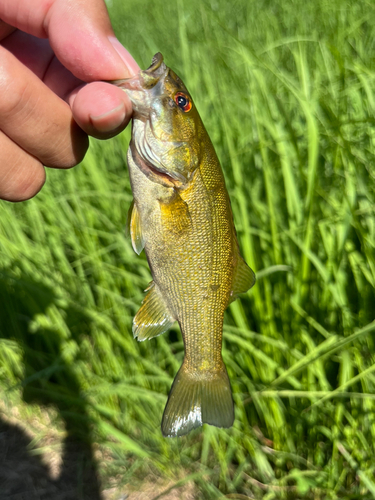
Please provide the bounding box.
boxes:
[230,255,256,303]
[133,282,175,341]
[127,200,145,255]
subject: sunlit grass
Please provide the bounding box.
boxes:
[1,0,375,498]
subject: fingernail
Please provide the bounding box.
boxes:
[108,36,140,76]
[89,103,126,133]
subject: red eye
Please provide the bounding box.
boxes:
[174,92,192,112]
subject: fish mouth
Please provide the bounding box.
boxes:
[145,52,164,72]
[110,53,168,95]
[109,53,169,122]
[140,53,167,87]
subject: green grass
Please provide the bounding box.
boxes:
[1,0,375,498]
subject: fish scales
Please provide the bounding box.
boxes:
[158,161,232,370]
[114,53,255,437]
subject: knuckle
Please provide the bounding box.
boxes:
[0,54,31,118]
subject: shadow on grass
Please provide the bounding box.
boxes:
[0,267,102,500]
[0,418,101,500]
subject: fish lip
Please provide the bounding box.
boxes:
[109,75,143,93]
[109,53,169,120]
[109,53,168,93]
[143,52,164,75]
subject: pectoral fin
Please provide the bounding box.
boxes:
[133,282,175,341]
[230,255,256,303]
[127,200,145,255]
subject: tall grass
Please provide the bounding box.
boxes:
[1,0,375,498]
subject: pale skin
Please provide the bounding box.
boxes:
[0,0,140,202]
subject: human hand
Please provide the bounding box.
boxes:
[0,0,139,202]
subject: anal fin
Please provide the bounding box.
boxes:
[133,282,175,341]
[230,255,256,303]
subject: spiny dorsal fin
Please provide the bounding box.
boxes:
[127,200,145,255]
[133,282,175,341]
[230,255,256,303]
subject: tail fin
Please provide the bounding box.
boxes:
[161,363,234,437]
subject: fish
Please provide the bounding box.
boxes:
[113,53,255,437]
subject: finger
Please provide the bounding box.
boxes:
[1,30,55,80]
[0,130,45,202]
[0,0,140,81]
[0,45,88,168]
[2,29,131,141]
[2,30,87,101]
[70,82,132,139]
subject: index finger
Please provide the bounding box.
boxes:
[0,0,139,81]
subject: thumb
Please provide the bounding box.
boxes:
[46,0,140,81]
[0,0,139,81]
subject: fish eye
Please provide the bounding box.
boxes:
[174,92,192,112]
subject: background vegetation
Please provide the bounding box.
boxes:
[1,0,375,498]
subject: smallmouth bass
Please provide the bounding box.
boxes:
[115,53,255,437]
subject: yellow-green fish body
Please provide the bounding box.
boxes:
[116,54,255,437]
